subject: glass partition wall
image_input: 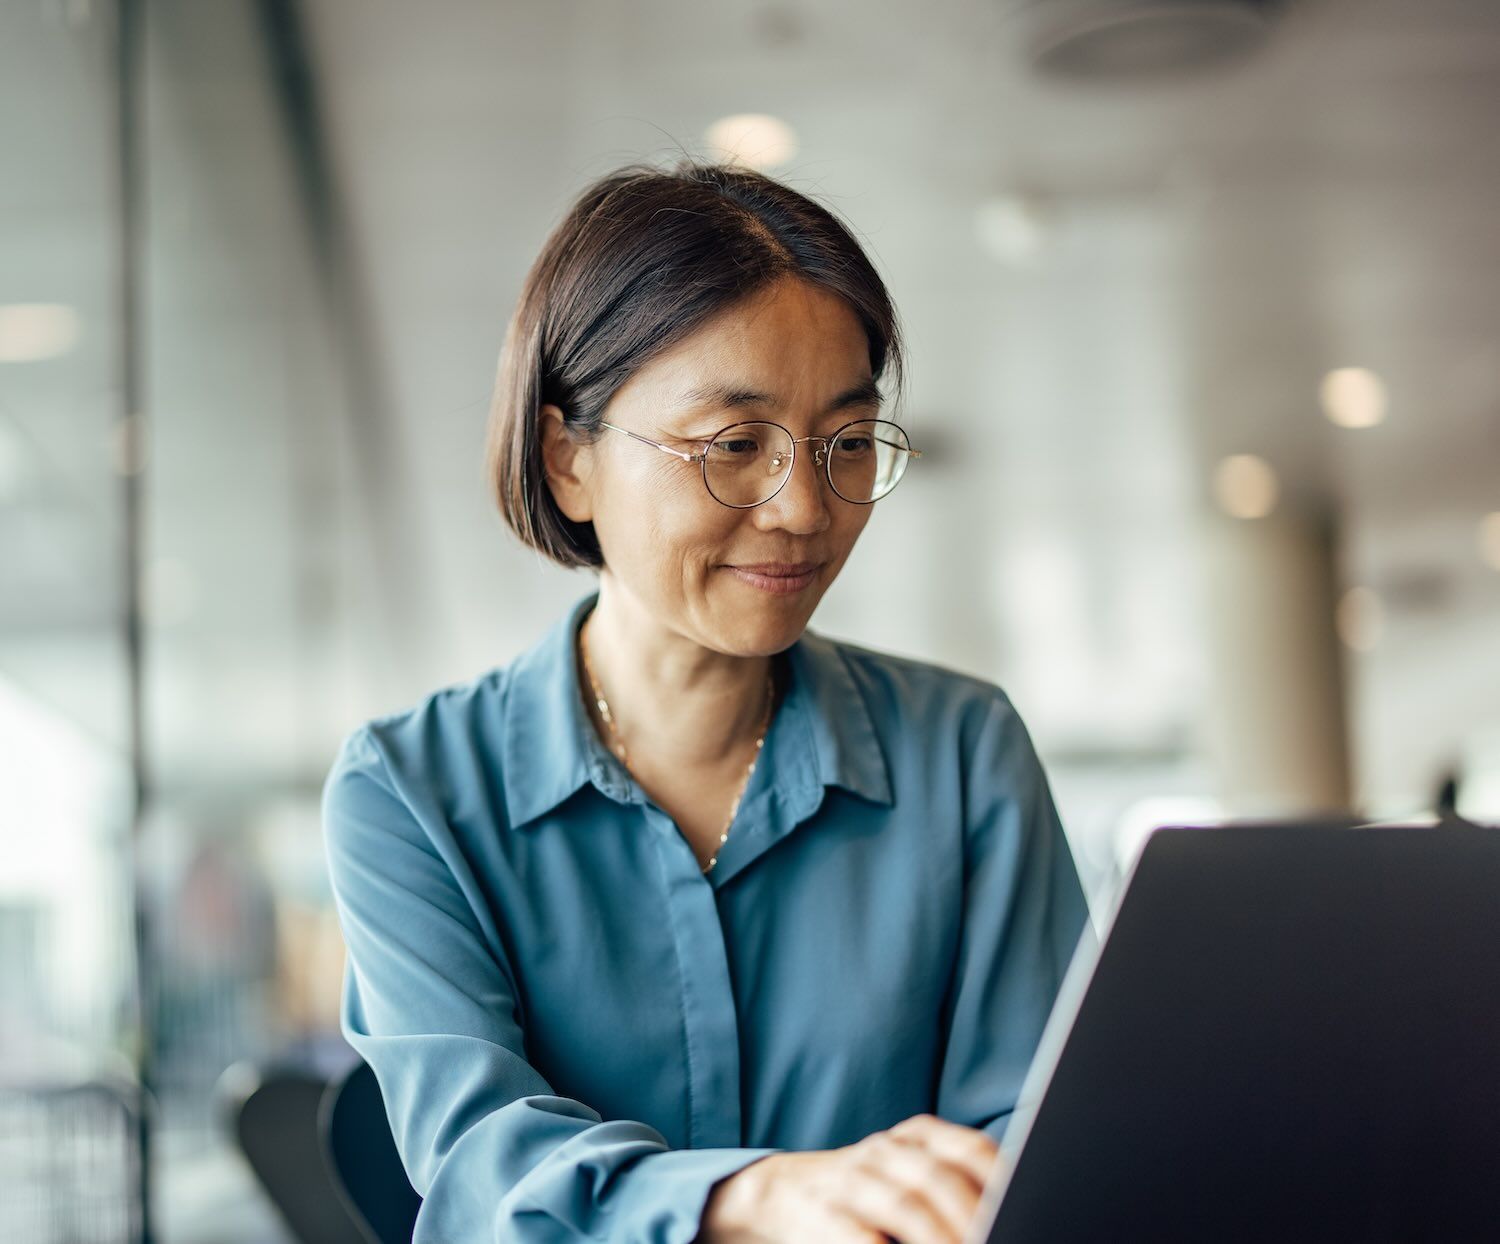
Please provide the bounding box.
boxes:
[3,3,356,1240]
[1,2,144,1240]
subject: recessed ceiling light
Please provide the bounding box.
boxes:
[0,303,80,363]
[1319,366,1386,429]
[1212,453,1278,519]
[704,114,798,171]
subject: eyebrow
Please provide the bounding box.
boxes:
[675,377,885,419]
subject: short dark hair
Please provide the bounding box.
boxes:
[485,157,906,570]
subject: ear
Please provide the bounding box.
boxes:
[539,403,595,523]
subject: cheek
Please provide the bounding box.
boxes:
[600,457,694,532]
[628,466,738,560]
[620,450,702,510]
[833,502,875,552]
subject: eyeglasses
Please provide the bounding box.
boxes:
[596,417,922,509]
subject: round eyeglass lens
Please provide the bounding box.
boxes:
[828,419,912,503]
[701,419,914,507]
[703,422,795,507]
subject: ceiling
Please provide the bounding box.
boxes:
[3,0,1497,833]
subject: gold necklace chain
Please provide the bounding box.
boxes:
[579,619,775,875]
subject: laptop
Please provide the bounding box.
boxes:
[966,818,1500,1243]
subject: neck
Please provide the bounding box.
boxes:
[578,573,779,772]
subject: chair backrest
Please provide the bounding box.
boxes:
[318,1059,422,1244]
[218,1063,366,1244]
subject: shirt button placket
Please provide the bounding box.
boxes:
[646,807,745,1149]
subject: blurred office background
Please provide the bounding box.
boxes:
[2,0,1497,1238]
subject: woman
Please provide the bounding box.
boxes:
[322,159,1093,1243]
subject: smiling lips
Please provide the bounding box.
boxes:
[725,562,822,594]
[732,562,819,576]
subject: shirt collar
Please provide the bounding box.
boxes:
[500,587,893,830]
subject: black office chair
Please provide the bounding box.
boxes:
[216,1061,367,1244]
[319,1059,423,1244]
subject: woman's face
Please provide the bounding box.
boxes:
[545,276,882,657]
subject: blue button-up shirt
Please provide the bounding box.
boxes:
[322,587,1093,1243]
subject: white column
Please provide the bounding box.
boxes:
[1200,508,1354,816]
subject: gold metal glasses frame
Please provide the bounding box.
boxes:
[595,417,922,509]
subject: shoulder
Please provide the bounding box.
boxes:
[325,663,513,798]
[810,630,1024,744]
[802,633,1056,845]
[320,664,524,879]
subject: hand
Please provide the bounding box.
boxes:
[697,1113,1004,1244]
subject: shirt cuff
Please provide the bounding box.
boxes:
[498,1143,783,1244]
[610,1145,783,1244]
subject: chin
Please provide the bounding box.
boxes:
[725,606,817,657]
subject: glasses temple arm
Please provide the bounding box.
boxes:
[604,422,698,462]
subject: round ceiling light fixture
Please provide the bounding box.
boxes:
[1024,0,1278,80]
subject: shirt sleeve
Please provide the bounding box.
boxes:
[933,691,1095,1148]
[321,727,780,1244]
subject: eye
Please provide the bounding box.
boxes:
[835,434,874,454]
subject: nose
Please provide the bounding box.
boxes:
[756,439,832,534]
[768,439,828,474]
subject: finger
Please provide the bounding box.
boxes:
[929,1126,1004,1192]
[878,1134,988,1239]
[836,1161,963,1244]
[822,1208,897,1244]
[889,1114,1003,1188]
